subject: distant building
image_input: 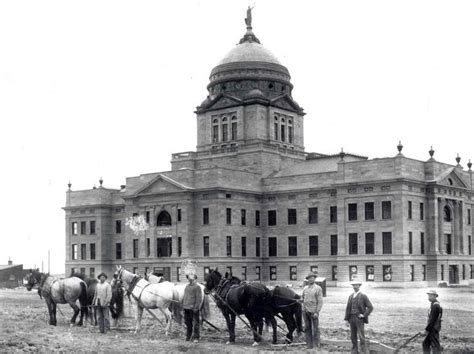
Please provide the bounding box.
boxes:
[0,259,26,288]
[64,11,474,286]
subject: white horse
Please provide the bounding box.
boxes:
[145,272,211,326]
[112,266,180,334]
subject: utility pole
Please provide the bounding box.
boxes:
[48,250,50,274]
[41,260,44,273]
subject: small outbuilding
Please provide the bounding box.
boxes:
[0,259,26,288]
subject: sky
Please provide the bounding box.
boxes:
[1,0,473,274]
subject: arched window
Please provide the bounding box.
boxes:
[157,211,172,226]
[443,206,452,222]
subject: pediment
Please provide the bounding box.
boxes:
[135,174,191,196]
[206,94,242,110]
[270,95,303,113]
[437,168,468,189]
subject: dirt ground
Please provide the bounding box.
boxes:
[0,285,473,353]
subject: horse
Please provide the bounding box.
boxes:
[70,271,99,326]
[269,285,303,343]
[205,269,277,346]
[111,265,180,334]
[110,278,128,327]
[25,270,88,326]
[145,272,211,327]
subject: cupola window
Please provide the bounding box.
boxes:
[157,211,172,226]
[231,116,237,140]
[443,206,452,222]
[212,119,219,143]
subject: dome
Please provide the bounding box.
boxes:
[244,88,266,100]
[217,41,282,66]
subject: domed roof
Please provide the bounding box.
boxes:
[217,41,282,66]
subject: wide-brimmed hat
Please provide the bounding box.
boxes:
[426,289,438,297]
[97,272,108,279]
[305,272,317,280]
[350,277,362,285]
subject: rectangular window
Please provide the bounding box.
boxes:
[383,265,392,282]
[469,235,472,255]
[203,236,209,257]
[72,222,78,235]
[409,232,413,254]
[178,237,182,257]
[226,236,232,257]
[420,202,424,221]
[90,243,96,260]
[309,235,318,256]
[441,264,444,281]
[269,237,277,257]
[289,266,297,280]
[332,265,337,281]
[72,244,78,260]
[364,202,374,220]
[410,265,415,281]
[226,208,232,225]
[241,209,246,226]
[133,239,138,258]
[288,208,297,225]
[330,235,338,256]
[349,265,358,281]
[177,209,182,222]
[116,243,122,260]
[421,232,425,255]
[133,267,138,275]
[423,265,426,281]
[268,210,277,226]
[81,244,86,260]
[241,237,247,257]
[471,265,473,279]
[212,125,218,143]
[90,220,96,235]
[177,267,181,282]
[281,124,286,142]
[90,267,95,279]
[348,203,357,221]
[330,206,337,223]
[366,265,375,281]
[288,126,293,144]
[462,264,466,280]
[288,236,297,256]
[383,232,392,254]
[349,233,358,254]
[115,220,122,234]
[308,207,318,224]
[146,211,150,224]
[255,210,260,226]
[222,123,228,141]
[445,234,452,254]
[241,266,247,281]
[231,122,237,140]
[408,201,413,219]
[80,268,86,277]
[274,123,278,140]
[270,265,277,280]
[256,237,261,257]
[365,233,375,255]
[382,201,392,220]
[310,265,318,275]
[146,238,151,257]
[256,266,261,281]
[203,208,209,225]
[80,221,86,235]
[157,238,172,257]
[468,209,472,225]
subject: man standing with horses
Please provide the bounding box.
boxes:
[183,273,202,343]
[422,289,443,354]
[301,272,323,349]
[344,278,373,354]
[93,272,112,334]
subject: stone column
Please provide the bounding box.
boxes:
[438,198,443,254]
[452,200,459,255]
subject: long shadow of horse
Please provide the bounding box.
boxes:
[25,270,88,326]
[205,269,277,346]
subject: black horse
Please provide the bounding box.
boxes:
[205,269,277,346]
[109,278,127,326]
[26,270,88,326]
[269,285,303,343]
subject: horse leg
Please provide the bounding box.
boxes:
[135,305,143,334]
[250,317,260,346]
[51,301,57,326]
[282,310,295,343]
[224,312,235,344]
[69,300,80,325]
[163,307,172,335]
[46,300,55,326]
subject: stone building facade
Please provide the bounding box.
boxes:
[64,14,474,287]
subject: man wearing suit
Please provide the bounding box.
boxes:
[344,278,373,354]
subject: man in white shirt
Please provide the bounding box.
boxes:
[301,272,323,349]
[93,272,112,334]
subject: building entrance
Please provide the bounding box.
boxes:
[449,265,459,284]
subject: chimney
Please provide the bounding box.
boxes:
[8,258,12,265]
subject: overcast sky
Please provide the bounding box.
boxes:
[1,0,473,274]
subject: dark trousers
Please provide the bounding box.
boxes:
[303,311,320,349]
[97,306,110,334]
[349,314,366,354]
[423,331,441,354]
[184,309,200,341]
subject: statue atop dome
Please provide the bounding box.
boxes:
[245,6,253,29]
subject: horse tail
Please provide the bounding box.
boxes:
[200,291,211,321]
[170,287,182,325]
[79,281,89,320]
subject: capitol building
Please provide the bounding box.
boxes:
[65,10,474,287]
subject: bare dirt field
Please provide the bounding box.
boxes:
[1,285,473,353]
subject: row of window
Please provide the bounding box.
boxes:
[115,238,179,260]
[212,116,238,143]
[71,221,96,235]
[273,115,294,144]
[71,243,96,260]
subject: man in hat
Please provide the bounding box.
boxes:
[182,273,202,343]
[422,289,443,353]
[301,272,323,349]
[344,278,373,354]
[92,272,112,334]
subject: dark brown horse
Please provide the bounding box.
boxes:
[269,285,303,343]
[26,270,88,326]
[205,269,277,346]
